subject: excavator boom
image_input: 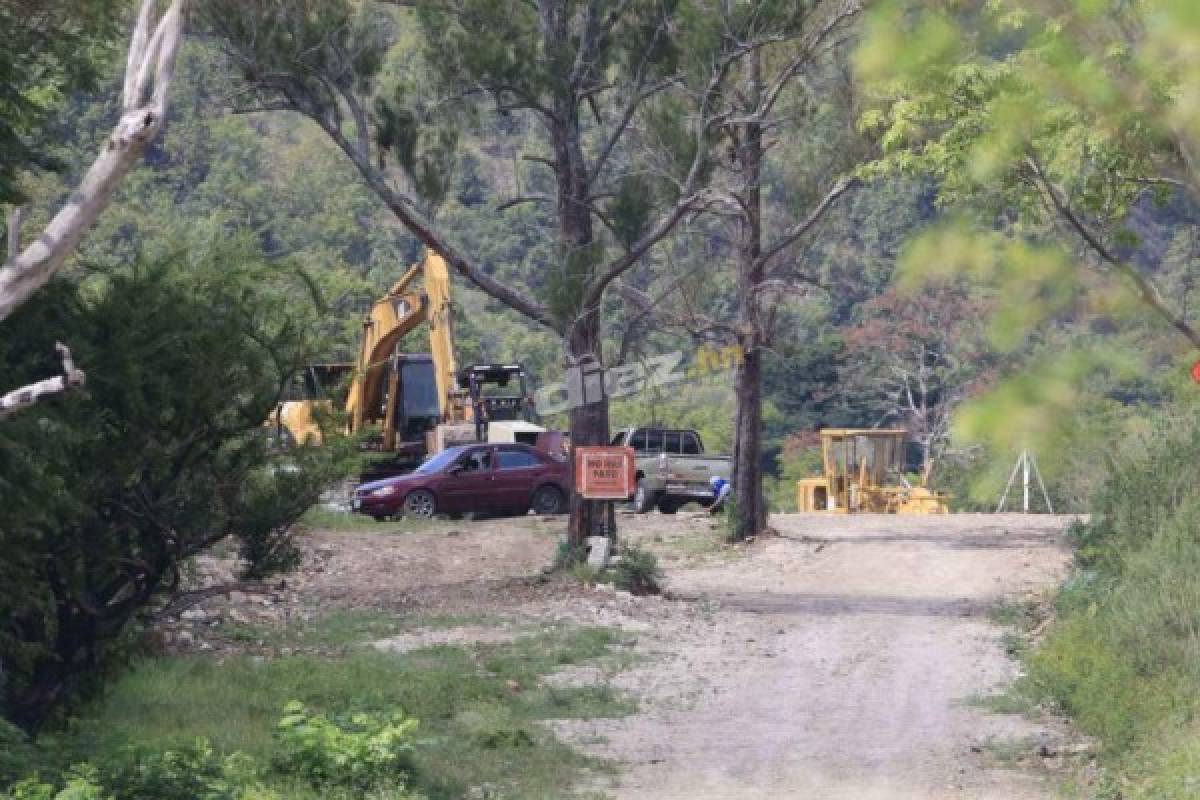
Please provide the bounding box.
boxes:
[344,251,461,449]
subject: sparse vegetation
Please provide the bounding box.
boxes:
[613,546,663,596]
[4,624,634,800]
[1022,420,1200,796]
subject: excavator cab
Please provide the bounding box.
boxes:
[387,354,442,445]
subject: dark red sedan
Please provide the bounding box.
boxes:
[351,443,569,520]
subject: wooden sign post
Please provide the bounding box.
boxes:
[573,446,635,563]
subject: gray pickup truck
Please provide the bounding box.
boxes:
[610,427,732,514]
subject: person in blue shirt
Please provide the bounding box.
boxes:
[709,475,731,514]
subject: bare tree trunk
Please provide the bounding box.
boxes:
[729,57,769,541]
[0,0,186,323]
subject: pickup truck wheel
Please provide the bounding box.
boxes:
[657,497,681,515]
[633,479,657,514]
[402,489,436,519]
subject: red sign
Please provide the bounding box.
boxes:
[574,446,636,499]
[1192,360,1200,384]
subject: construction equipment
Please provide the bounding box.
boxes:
[271,363,354,446]
[271,250,543,476]
[796,429,948,514]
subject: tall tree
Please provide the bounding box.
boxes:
[839,283,994,479]
[203,0,756,547]
[623,0,863,538]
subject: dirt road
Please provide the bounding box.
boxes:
[568,513,1074,799]
[180,511,1075,797]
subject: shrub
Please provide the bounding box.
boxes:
[613,546,662,596]
[1,705,424,800]
[0,254,354,734]
[272,702,420,794]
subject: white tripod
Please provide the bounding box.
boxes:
[996,449,1054,513]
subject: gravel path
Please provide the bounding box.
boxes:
[565,513,1074,799]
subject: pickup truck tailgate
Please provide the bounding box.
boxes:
[663,455,731,494]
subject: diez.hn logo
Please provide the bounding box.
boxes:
[534,345,742,415]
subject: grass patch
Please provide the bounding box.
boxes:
[216,609,517,652]
[40,626,634,799]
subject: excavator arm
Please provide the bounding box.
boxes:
[344,251,462,450]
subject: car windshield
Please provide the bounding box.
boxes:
[414,447,466,474]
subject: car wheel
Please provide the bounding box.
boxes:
[633,479,657,514]
[531,485,566,515]
[371,514,389,522]
[657,497,680,515]
[403,489,437,519]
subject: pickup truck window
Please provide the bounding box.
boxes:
[630,430,648,450]
[663,431,681,453]
[682,433,701,454]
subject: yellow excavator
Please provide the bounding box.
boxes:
[795,429,949,514]
[270,250,543,477]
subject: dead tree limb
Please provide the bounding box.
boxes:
[0,0,186,322]
[0,343,86,419]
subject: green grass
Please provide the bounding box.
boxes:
[216,609,516,651]
[43,626,635,799]
[1016,423,1200,798]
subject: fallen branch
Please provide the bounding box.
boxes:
[0,343,86,419]
[152,580,283,622]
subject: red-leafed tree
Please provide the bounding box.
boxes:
[839,283,995,480]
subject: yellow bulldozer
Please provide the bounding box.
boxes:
[795,429,948,514]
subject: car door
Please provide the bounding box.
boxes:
[493,448,544,511]
[439,446,497,512]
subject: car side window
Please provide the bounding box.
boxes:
[644,429,663,451]
[630,430,648,451]
[497,450,540,469]
[682,433,701,455]
[663,431,681,453]
[461,449,492,472]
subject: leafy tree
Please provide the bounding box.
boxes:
[858,0,1200,353]
[200,0,752,547]
[0,248,351,734]
[839,282,995,480]
[620,0,864,538]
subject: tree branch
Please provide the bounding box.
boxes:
[757,175,860,268]
[0,343,86,420]
[0,0,186,322]
[1025,154,1200,350]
